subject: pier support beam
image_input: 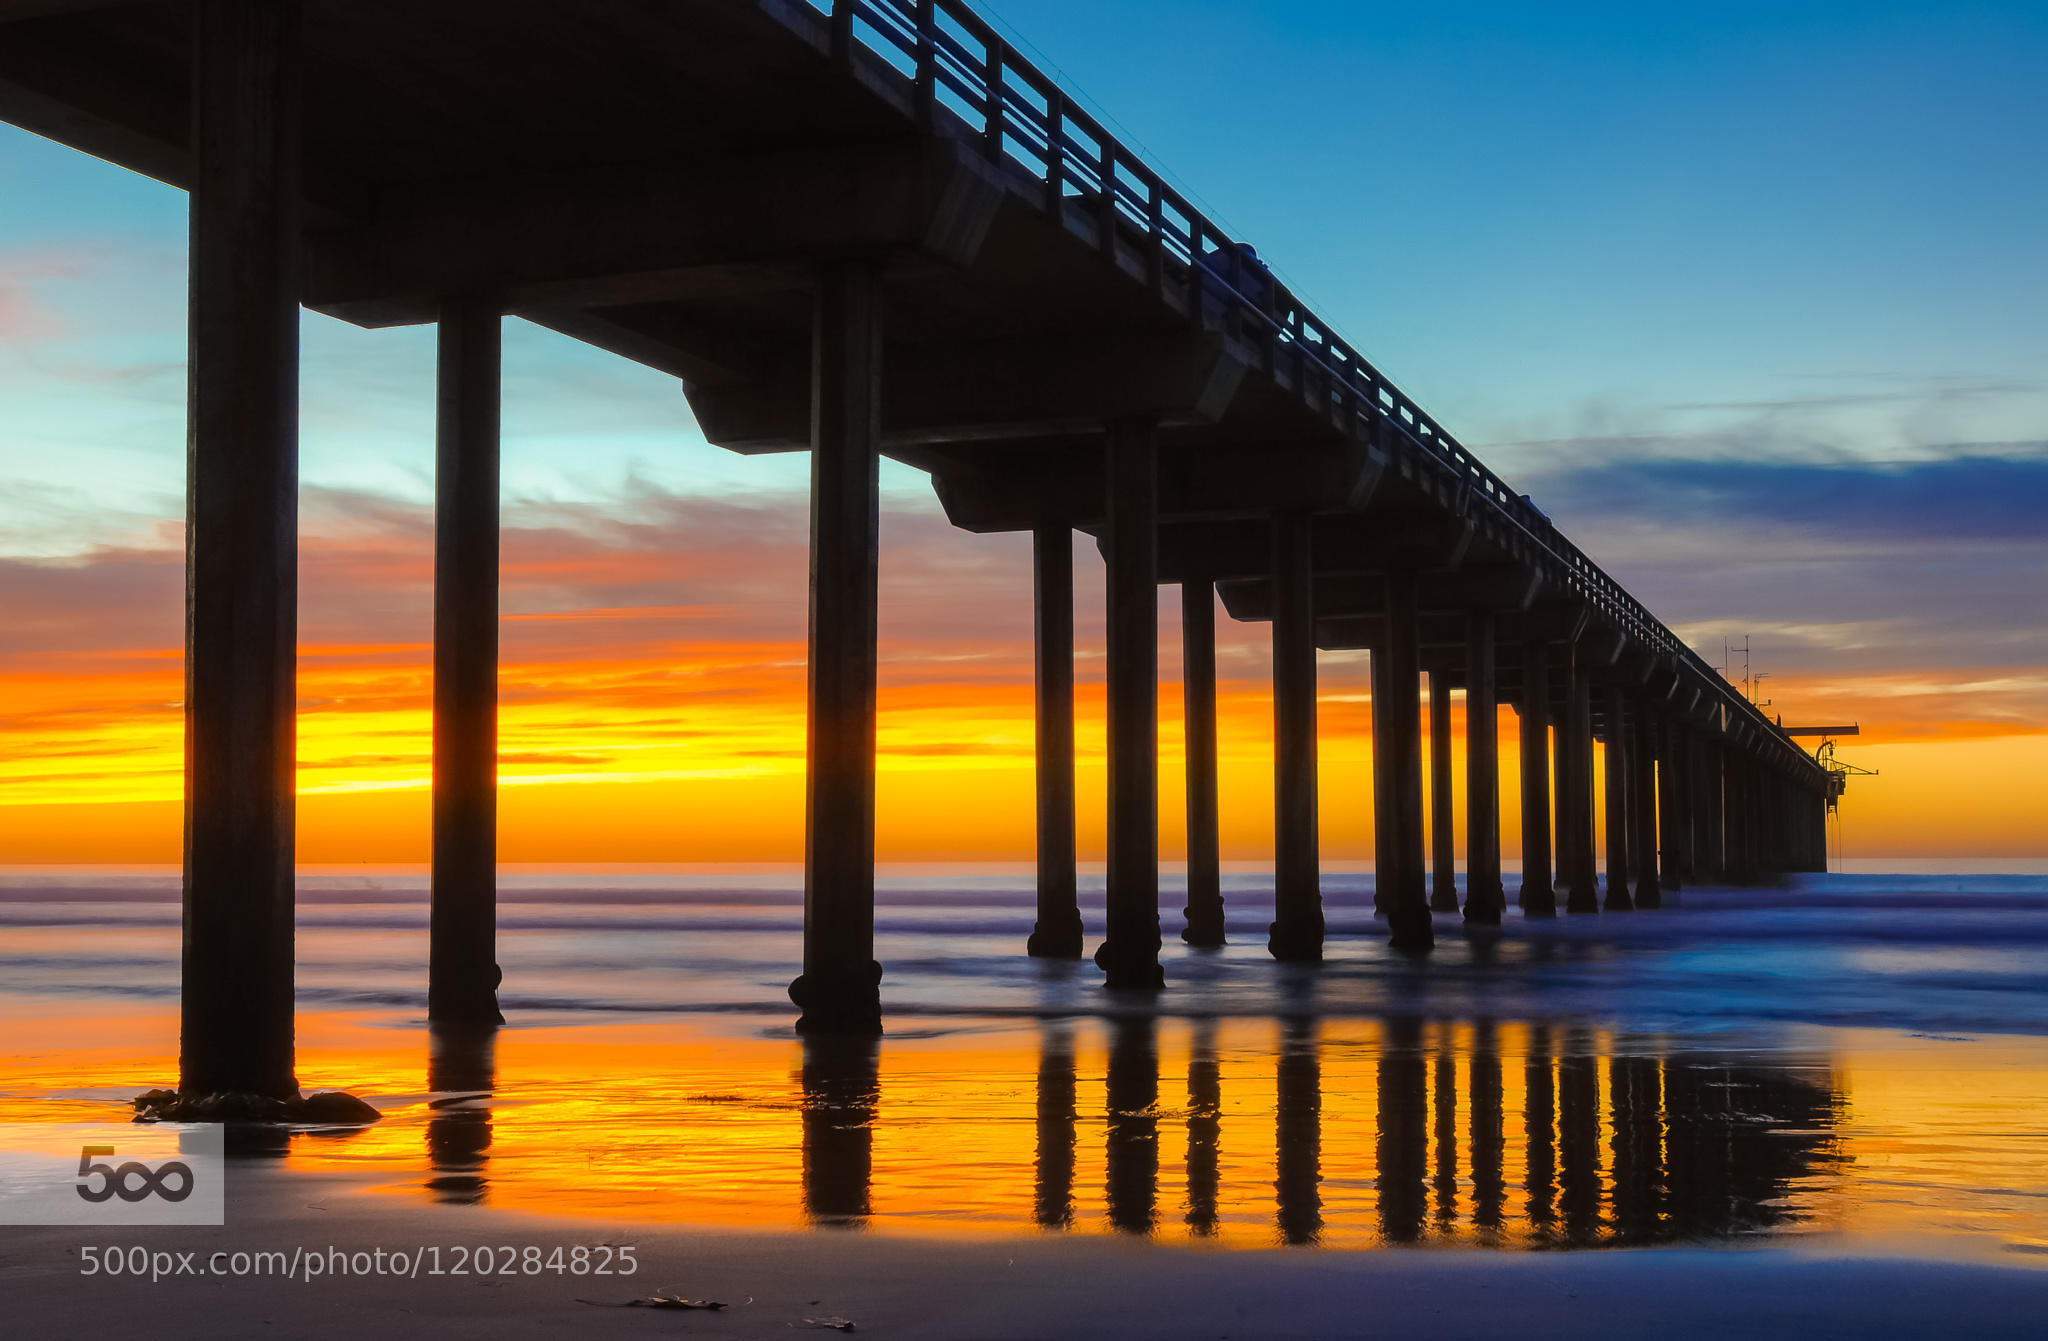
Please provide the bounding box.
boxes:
[1813,789,1831,872]
[1383,569,1434,949]
[1027,521,1083,958]
[428,297,504,1025]
[792,260,884,1035]
[1738,758,1760,882]
[1551,682,1574,900]
[1180,572,1225,946]
[1665,719,1692,889]
[1602,682,1633,911]
[1631,690,1662,908]
[1269,511,1324,960]
[1724,755,1747,882]
[181,0,302,1099]
[1698,729,1724,882]
[1462,612,1504,924]
[1428,670,1459,912]
[1371,643,1393,915]
[1658,716,1685,892]
[1095,417,1165,990]
[1517,640,1556,917]
[1562,659,1599,913]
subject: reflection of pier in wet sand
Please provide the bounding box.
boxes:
[762,1018,1845,1247]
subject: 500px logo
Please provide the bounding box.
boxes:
[75,1145,195,1204]
[0,1124,223,1225]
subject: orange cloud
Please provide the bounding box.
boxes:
[1,480,2042,863]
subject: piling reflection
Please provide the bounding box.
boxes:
[1469,1020,1506,1238]
[1062,1019,1836,1249]
[424,1024,496,1205]
[1377,1017,1427,1243]
[1557,1028,1602,1244]
[1105,1016,1158,1235]
[313,1015,1850,1248]
[1035,1020,1077,1229]
[1524,1024,1556,1239]
[1185,1018,1220,1236]
[799,1035,879,1228]
[1275,1016,1321,1244]
[1432,1022,1458,1235]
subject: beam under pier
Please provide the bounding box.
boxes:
[1095,417,1165,990]
[1428,670,1459,913]
[180,0,301,1099]
[792,259,883,1034]
[1517,639,1556,917]
[1382,568,1433,950]
[1462,610,1504,924]
[1602,681,1633,911]
[1180,572,1225,946]
[1269,511,1324,960]
[428,297,504,1025]
[1027,520,1083,958]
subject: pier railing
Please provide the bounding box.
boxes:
[779,0,1815,776]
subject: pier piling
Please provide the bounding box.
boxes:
[1028,520,1083,958]
[1463,611,1504,924]
[180,0,303,1099]
[429,296,504,1026]
[792,260,884,1034]
[1095,417,1165,990]
[1269,511,1324,960]
[1517,640,1557,917]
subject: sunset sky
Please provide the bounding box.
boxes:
[3,1,2044,863]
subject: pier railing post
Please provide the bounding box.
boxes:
[1428,669,1460,913]
[1517,638,1556,917]
[1180,572,1225,945]
[1383,568,1433,949]
[1269,510,1324,960]
[1095,416,1164,989]
[1462,610,1504,924]
[429,296,504,1025]
[1602,680,1634,910]
[1028,519,1083,957]
[792,258,884,1034]
[181,0,303,1099]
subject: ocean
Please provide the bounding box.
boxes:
[4,866,2047,1254]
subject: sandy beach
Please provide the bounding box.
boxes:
[6,1157,2048,1341]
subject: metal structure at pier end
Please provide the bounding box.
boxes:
[0,0,1834,1086]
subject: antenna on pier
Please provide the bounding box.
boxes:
[1718,636,1771,707]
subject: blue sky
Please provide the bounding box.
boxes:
[975,1,2048,457]
[2,0,2044,682]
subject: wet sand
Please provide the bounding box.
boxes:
[5,1157,2047,1341]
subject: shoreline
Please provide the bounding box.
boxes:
[4,1161,2046,1340]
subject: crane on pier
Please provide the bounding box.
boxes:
[1780,724,1877,813]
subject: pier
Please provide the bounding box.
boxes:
[0,0,1836,1094]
